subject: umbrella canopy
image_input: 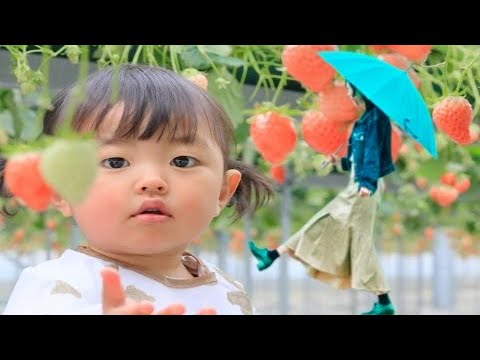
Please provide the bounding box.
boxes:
[318,51,437,158]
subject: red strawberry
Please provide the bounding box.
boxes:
[368,45,387,54]
[414,142,423,152]
[378,54,420,89]
[384,45,432,63]
[391,125,403,162]
[399,143,409,156]
[317,82,361,123]
[269,164,286,184]
[455,178,470,194]
[282,45,337,92]
[432,96,473,145]
[182,68,208,90]
[440,172,456,186]
[52,241,63,252]
[415,176,428,189]
[188,74,208,90]
[265,234,279,250]
[423,226,435,240]
[229,229,245,255]
[4,153,54,211]
[301,110,350,156]
[429,185,459,207]
[250,111,297,164]
[45,218,57,230]
[392,223,403,236]
[13,228,25,245]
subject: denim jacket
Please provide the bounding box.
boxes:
[340,101,395,194]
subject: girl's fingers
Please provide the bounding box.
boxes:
[197,307,217,315]
[101,267,126,314]
[109,301,154,315]
[155,303,186,315]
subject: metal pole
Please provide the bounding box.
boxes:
[396,235,405,314]
[416,246,423,314]
[215,229,228,273]
[350,290,358,315]
[70,221,83,249]
[45,229,53,260]
[278,176,291,315]
[432,228,455,310]
[303,276,310,315]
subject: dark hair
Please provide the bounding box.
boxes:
[347,81,374,110]
[1,64,273,218]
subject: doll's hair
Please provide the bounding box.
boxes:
[347,81,374,109]
[1,64,274,218]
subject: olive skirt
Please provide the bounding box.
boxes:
[285,177,388,293]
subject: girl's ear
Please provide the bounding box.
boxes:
[215,169,241,216]
[51,193,73,217]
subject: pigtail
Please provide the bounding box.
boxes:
[227,159,274,219]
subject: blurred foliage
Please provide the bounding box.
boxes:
[1,45,480,255]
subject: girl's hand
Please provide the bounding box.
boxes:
[358,187,371,197]
[328,154,339,165]
[101,267,216,315]
[321,154,340,168]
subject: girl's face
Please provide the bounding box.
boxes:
[55,105,241,255]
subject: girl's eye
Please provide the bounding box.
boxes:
[101,157,130,169]
[171,156,197,168]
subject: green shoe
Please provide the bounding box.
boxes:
[361,302,395,315]
[248,241,275,271]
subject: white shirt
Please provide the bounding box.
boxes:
[3,247,254,315]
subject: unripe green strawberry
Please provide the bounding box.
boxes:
[40,140,98,204]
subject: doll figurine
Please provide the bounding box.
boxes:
[249,85,396,315]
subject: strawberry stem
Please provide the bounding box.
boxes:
[467,68,480,117]
[271,69,287,105]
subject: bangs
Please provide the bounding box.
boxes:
[61,65,232,153]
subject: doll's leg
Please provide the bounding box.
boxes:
[361,293,395,315]
[248,241,285,271]
[349,194,395,315]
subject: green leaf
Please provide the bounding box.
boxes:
[234,120,249,145]
[207,68,246,127]
[467,145,480,160]
[202,45,232,57]
[209,54,246,68]
[170,45,187,54]
[179,46,210,71]
[340,45,364,52]
[415,158,447,182]
[19,109,42,141]
[0,111,15,136]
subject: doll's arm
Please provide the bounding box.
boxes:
[357,113,382,194]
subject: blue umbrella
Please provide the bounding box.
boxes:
[318,51,437,158]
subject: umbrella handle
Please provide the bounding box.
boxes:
[320,142,346,168]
